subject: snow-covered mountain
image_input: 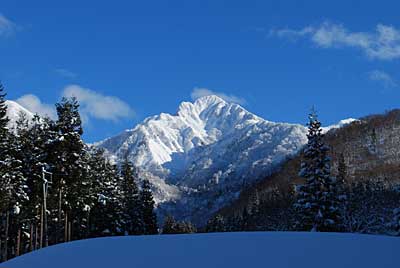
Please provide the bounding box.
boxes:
[96,95,311,223]
[5,100,34,128]
[5,95,354,224]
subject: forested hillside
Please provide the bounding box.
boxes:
[213,109,400,234]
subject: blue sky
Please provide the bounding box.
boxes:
[1,0,400,142]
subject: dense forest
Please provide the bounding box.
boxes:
[0,84,162,262]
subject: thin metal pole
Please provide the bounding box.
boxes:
[42,167,52,247]
[39,206,43,249]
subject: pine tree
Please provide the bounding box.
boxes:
[140,180,158,235]
[337,153,346,185]
[101,162,124,236]
[86,149,124,237]
[390,208,400,236]
[9,112,33,256]
[0,84,28,261]
[86,148,109,237]
[335,153,348,231]
[206,214,226,233]
[120,157,142,235]
[294,110,342,232]
[0,83,8,135]
[176,221,196,234]
[247,190,261,230]
[0,83,9,261]
[0,82,10,213]
[47,97,87,242]
[161,215,196,234]
[162,215,177,234]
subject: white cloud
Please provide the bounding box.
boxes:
[62,85,135,123]
[270,26,314,39]
[16,94,57,119]
[55,68,77,79]
[0,14,17,37]
[191,88,247,105]
[270,22,400,60]
[368,70,397,88]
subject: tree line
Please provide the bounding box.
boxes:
[206,110,400,235]
[0,84,159,262]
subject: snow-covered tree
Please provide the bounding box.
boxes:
[0,82,10,213]
[0,83,8,135]
[294,110,343,232]
[206,214,226,233]
[0,84,28,261]
[83,148,120,237]
[140,179,158,235]
[162,215,196,234]
[85,148,108,237]
[120,157,142,235]
[47,97,87,242]
[162,215,177,234]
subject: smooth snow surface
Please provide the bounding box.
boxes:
[2,232,399,268]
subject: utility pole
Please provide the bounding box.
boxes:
[42,167,53,248]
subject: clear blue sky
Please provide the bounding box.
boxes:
[1,0,399,142]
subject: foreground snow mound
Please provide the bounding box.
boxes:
[3,232,399,268]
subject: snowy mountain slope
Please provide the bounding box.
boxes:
[3,232,399,268]
[96,95,312,223]
[4,95,354,224]
[322,118,358,133]
[5,100,34,128]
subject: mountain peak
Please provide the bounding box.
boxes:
[194,94,227,106]
[177,95,229,119]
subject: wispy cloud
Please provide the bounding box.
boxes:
[270,22,400,60]
[55,68,78,79]
[191,88,247,105]
[368,70,397,88]
[0,14,17,37]
[62,85,135,123]
[16,94,57,119]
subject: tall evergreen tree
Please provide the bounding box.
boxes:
[0,82,10,213]
[47,97,87,242]
[15,114,51,206]
[294,110,342,232]
[162,215,177,234]
[99,162,124,236]
[0,84,28,261]
[336,153,348,228]
[206,214,226,233]
[140,180,158,235]
[120,157,142,235]
[86,151,123,237]
[337,153,347,185]
[0,83,8,135]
